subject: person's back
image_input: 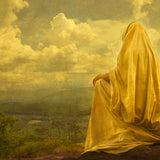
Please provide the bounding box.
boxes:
[83,22,160,155]
[109,22,160,129]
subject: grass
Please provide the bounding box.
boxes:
[0,113,88,159]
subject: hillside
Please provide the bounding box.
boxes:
[0,87,94,117]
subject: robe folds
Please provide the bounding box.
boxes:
[83,22,160,154]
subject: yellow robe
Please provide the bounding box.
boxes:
[83,22,160,154]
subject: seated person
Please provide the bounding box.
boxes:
[83,22,160,154]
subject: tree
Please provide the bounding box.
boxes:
[0,113,22,158]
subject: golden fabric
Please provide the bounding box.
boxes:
[83,22,160,154]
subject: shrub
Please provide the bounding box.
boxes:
[0,113,22,158]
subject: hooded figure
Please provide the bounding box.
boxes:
[83,22,160,154]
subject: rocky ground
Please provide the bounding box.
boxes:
[9,143,160,160]
[75,143,160,160]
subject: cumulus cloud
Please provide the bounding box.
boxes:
[50,13,76,32]
[45,14,128,74]
[46,13,95,48]
[0,0,32,73]
[131,0,152,19]
[0,0,28,28]
[0,8,127,89]
[33,44,77,72]
[1,0,160,91]
[0,26,33,72]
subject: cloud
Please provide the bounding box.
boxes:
[0,26,33,72]
[16,0,133,49]
[0,71,70,90]
[0,8,129,90]
[44,14,129,75]
[1,0,160,91]
[0,0,28,28]
[71,0,133,21]
[0,0,31,72]
[147,27,160,54]
[131,0,152,19]
[33,44,77,72]
[50,13,76,32]
[46,13,95,48]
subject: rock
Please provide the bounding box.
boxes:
[63,143,160,160]
[62,158,77,160]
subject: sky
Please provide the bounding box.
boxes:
[1,0,160,91]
